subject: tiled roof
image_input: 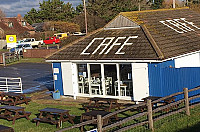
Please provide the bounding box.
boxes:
[0,17,33,35]
[47,8,200,61]
[121,7,200,59]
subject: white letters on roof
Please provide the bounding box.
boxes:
[160,18,200,34]
[81,36,138,55]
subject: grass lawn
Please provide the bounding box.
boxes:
[0,92,84,132]
[5,58,47,65]
[0,91,199,132]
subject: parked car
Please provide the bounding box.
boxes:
[54,33,69,39]
[10,44,32,55]
[72,32,86,36]
[43,37,61,45]
[20,38,43,48]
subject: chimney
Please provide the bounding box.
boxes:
[17,14,22,21]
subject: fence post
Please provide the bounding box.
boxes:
[97,115,102,132]
[147,99,154,132]
[2,53,6,66]
[57,44,60,49]
[184,88,190,116]
[47,45,49,49]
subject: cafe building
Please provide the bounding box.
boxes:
[46,7,200,101]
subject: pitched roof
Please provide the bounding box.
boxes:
[47,8,200,61]
[0,17,34,35]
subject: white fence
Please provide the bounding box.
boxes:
[0,77,23,93]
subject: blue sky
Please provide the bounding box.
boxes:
[0,0,82,17]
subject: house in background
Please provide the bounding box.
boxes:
[46,7,200,101]
[0,14,34,39]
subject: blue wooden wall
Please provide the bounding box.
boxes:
[148,60,200,102]
[53,62,64,95]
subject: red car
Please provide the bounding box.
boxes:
[43,37,61,45]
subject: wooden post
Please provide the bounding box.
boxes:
[147,99,154,131]
[97,115,102,132]
[57,44,59,49]
[47,45,49,49]
[2,53,6,66]
[184,88,190,116]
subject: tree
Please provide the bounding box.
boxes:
[0,8,5,18]
[24,0,76,24]
[149,0,165,9]
[43,21,80,33]
[24,8,41,24]
[86,0,139,22]
[72,13,106,32]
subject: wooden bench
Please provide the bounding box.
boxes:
[33,118,60,128]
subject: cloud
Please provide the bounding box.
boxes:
[0,0,82,17]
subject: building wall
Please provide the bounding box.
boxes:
[175,52,200,68]
[149,60,200,102]
[148,60,175,97]
[52,62,64,95]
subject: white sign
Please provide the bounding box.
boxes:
[54,75,57,80]
[81,36,138,55]
[53,68,59,74]
[160,18,200,34]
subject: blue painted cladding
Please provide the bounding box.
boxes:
[53,62,64,95]
[148,60,175,97]
[149,61,200,102]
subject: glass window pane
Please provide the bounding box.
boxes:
[118,64,133,97]
[104,64,117,96]
[77,64,89,94]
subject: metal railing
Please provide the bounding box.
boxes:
[1,52,21,66]
[0,77,23,93]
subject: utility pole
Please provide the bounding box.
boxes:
[173,0,176,8]
[139,0,141,11]
[83,0,88,34]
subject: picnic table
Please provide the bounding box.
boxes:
[0,92,31,106]
[141,96,176,104]
[33,107,75,128]
[139,96,176,112]
[0,105,31,124]
[81,110,118,131]
[84,97,121,112]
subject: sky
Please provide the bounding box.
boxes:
[0,0,82,17]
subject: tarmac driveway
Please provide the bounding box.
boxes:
[0,63,54,93]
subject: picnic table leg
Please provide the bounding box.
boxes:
[12,111,20,124]
[36,121,40,126]
[23,111,30,120]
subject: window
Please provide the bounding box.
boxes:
[22,21,26,26]
[119,64,133,96]
[77,64,89,94]
[8,22,13,28]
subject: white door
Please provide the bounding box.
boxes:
[132,63,149,101]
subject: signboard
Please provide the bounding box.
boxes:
[6,35,17,49]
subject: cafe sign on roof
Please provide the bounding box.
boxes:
[160,18,200,34]
[81,36,138,55]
